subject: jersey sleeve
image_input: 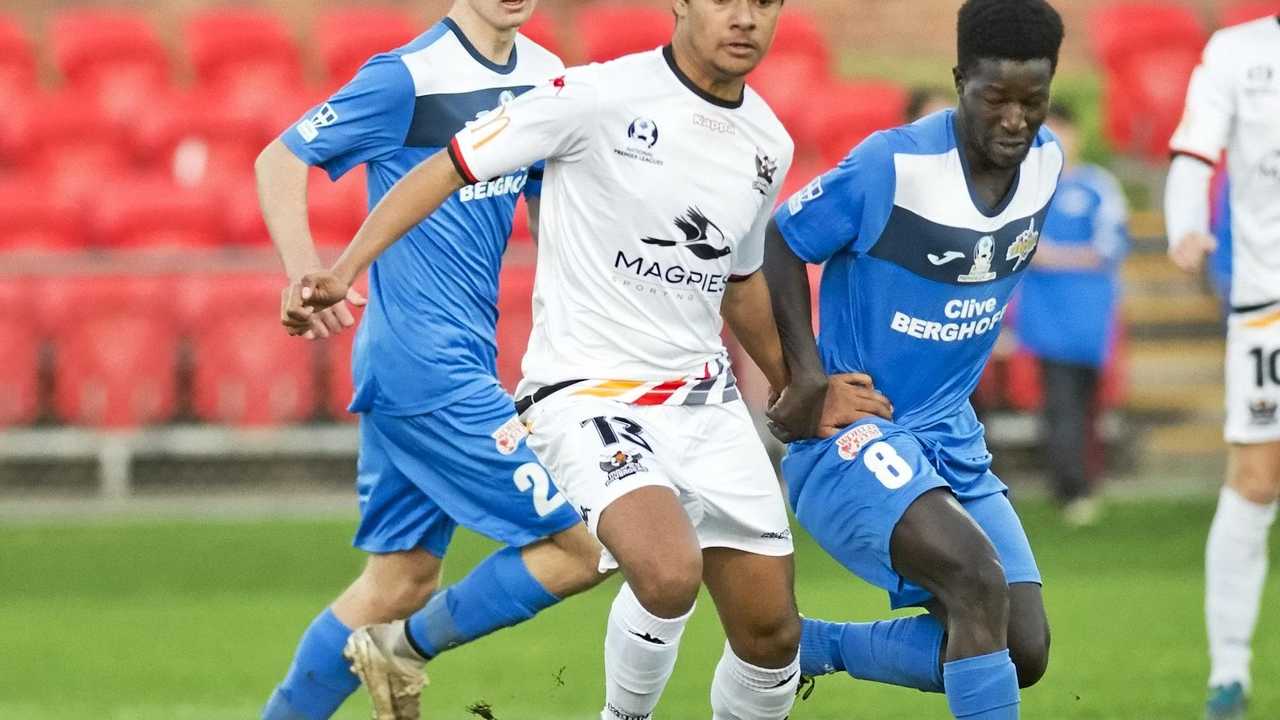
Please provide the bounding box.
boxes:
[280,54,415,181]
[449,67,598,184]
[772,134,893,264]
[1169,32,1236,164]
[732,145,794,278]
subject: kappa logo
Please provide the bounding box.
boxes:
[1259,150,1280,183]
[599,449,648,485]
[754,149,778,196]
[836,423,885,460]
[1249,399,1278,426]
[1006,218,1040,271]
[958,235,997,283]
[693,112,735,135]
[641,207,732,260]
[927,251,966,266]
[296,103,338,143]
[490,416,529,455]
[787,176,824,214]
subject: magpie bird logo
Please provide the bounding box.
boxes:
[641,207,731,260]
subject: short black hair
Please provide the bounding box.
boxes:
[957,0,1065,73]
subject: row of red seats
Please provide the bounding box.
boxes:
[1090,1,1280,160]
[0,269,535,429]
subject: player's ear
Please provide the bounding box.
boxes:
[672,0,689,22]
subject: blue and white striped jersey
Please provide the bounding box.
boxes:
[281,18,563,416]
[775,109,1063,458]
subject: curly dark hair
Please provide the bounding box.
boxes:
[957,0,1065,73]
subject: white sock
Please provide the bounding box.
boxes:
[710,641,800,720]
[601,582,693,720]
[1206,486,1277,691]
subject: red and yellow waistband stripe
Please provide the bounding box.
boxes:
[633,379,689,406]
[572,380,647,398]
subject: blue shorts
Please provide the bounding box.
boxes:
[783,418,1041,610]
[353,385,583,557]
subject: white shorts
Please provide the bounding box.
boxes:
[523,393,794,569]
[1225,306,1280,444]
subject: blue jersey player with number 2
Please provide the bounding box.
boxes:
[260,2,607,719]
[761,1,1065,718]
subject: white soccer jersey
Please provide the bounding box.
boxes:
[450,46,794,404]
[1170,16,1280,308]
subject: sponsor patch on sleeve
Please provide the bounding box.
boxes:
[491,416,530,455]
[835,423,884,461]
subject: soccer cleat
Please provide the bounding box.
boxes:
[344,620,429,720]
[1205,682,1248,720]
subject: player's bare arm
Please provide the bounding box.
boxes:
[283,150,467,334]
[759,218,893,441]
[257,138,367,340]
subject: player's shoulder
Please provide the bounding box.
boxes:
[846,109,955,177]
[513,32,566,75]
[741,87,795,156]
[1204,17,1277,67]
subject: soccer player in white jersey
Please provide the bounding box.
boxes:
[282,1,893,717]
[1165,13,1280,720]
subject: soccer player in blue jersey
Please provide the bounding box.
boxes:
[761,1,1064,717]
[256,2,607,718]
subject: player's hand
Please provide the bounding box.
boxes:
[280,273,361,338]
[766,372,829,444]
[1169,231,1217,273]
[816,372,893,438]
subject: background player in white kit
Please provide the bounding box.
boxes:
[285,1,891,718]
[1165,13,1280,720]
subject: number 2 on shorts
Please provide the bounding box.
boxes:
[863,441,914,490]
[513,462,567,517]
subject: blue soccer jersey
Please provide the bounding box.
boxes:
[281,19,564,416]
[774,110,1064,460]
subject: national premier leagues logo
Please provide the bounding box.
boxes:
[958,235,997,283]
[628,118,660,148]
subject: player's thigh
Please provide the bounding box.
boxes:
[368,388,582,549]
[702,547,799,668]
[891,488,1006,605]
[354,414,456,558]
[1226,441,1280,503]
[782,420,950,601]
[675,401,794,559]
[959,489,1042,588]
[523,394,681,538]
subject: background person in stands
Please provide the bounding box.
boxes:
[905,85,953,122]
[1014,102,1128,527]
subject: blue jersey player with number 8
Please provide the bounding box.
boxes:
[762,1,1065,718]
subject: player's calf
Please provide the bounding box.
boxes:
[521,523,610,598]
[336,551,443,623]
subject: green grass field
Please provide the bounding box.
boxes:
[3,497,1278,719]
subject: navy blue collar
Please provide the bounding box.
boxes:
[443,17,518,75]
[951,111,1022,218]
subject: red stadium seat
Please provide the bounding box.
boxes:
[750,61,826,157]
[767,10,830,78]
[0,14,35,98]
[811,80,909,166]
[92,177,225,251]
[50,9,170,123]
[1222,1,1280,25]
[316,7,418,88]
[510,194,534,244]
[496,264,536,393]
[186,8,303,113]
[0,278,41,426]
[577,4,673,62]
[137,89,268,189]
[45,275,179,427]
[22,93,134,203]
[0,176,86,253]
[186,273,318,426]
[1090,3,1207,160]
[520,12,562,57]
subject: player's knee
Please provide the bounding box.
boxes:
[355,553,442,618]
[939,554,1009,629]
[627,552,702,618]
[729,611,801,668]
[1009,621,1050,688]
[543,528,610,596]
[376,570,439,618]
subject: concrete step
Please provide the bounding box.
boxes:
[1141,420,1227,459]
[1123,293,1223,327]
[1127,381,1224,414]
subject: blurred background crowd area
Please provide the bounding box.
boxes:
[0,0,1274,501]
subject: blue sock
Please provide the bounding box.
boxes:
[262,608,360,720]
[943,649,1020,719]
[405,546,559,658]
[800,615,945,692]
